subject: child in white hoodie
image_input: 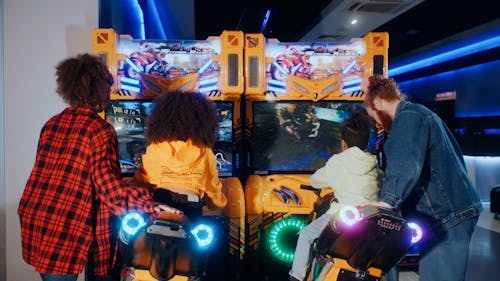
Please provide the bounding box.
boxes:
[289,110,381,281]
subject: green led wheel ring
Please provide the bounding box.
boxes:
[267,217,307,263]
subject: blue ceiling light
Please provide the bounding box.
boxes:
[134,0,145,39]
[260,9,271,33]
[136,0,167,39]
[389,29,500,77]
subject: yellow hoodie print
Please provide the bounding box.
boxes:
[133,139,227,209]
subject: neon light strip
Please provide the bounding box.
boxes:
[268,79,286,86]
[484,129,500,135]
[199,77,218,86]
[125,58,142,72]
[149,0,166,39]
[389,34,500,76]
[120,77,140,85]
[121,84,140,92]
[133,0,145,39]
[343,78,362,86]
[199,85,218,93]
[268,86,287,93]
[272,61,289,75]
[198,59,213,74]
[342,60,357,74]
[260,10,271,33]
[343,86,361,93]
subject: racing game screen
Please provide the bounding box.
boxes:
[105,100,234,176]
[212,101,234,177]
[105,100,153,176]
[251,100,375,174]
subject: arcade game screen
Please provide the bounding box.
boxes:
[105,100,234,177]
[212,101,234,177]
[251,100,375,174]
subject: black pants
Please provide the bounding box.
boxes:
[153,188,203,219]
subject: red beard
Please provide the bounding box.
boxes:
[377,109,393,132]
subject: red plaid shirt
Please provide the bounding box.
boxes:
[18,107,157,275]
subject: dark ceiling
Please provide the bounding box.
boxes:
[194,0,332,41]
[194,0,499,59]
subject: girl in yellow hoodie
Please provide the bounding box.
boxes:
[132,91,227,217]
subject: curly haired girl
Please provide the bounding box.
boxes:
[132,91,227,217]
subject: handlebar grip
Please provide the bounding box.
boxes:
[300,184,315,191]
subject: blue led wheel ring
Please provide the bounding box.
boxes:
[121,212,146,236]
[191,223,214,247]
[408,222,423,244]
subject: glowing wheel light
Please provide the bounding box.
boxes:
[191,224,214,247]
[338,205,362,226]
[408,222,423,243]
[121,213,146,236]
[268,218,307,263]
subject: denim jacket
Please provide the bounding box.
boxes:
[380,101,482,231]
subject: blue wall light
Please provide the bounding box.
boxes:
[389,29,500,77]
[398,60,500,117]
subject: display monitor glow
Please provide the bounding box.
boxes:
[212,101,234,176]
[105,100,234,176]
[251,100,375,173]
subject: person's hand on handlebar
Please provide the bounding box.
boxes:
[154,204,183,215]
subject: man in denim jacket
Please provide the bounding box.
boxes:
[363,74,482,281]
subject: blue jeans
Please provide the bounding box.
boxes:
[385,266,399,281]
[40,274,78,281]
[419,216,478,281]
[385,216,478,281]
[289,213,332,280]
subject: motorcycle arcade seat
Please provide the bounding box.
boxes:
[122,218,207,280]
[310,206,414,281]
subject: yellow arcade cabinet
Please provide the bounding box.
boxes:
[92,28,246,281]
[242,32,389,281]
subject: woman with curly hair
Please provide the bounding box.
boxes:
[17,53,165,281]
[132,91,228,218]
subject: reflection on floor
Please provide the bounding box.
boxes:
[399,203,500,281]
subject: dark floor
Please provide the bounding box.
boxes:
[466,225,500,280]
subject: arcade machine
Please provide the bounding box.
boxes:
[242,32,389,280]
[91,28,246,281]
